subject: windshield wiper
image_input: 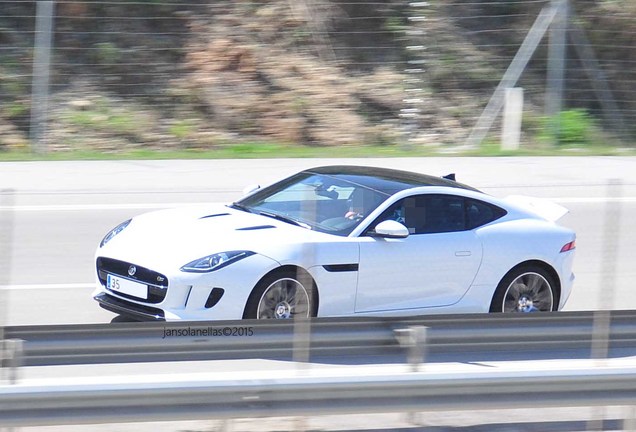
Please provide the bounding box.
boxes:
[230,203,311,229]
[228,202,254,213]
[258,211,311,229]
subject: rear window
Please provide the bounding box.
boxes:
[466,199,507,229]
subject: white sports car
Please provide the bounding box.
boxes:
[93,165,576,321]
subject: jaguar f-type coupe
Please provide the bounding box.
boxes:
[94,166,576,321]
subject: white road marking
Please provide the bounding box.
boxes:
[554,197,636,203]
[1,197,635,212]
[1,283,95,290]
[0,203,204,212]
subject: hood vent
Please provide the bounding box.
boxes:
[199,213,230,219]
[236,225,276,231]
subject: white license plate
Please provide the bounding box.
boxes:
[106,274,148,299]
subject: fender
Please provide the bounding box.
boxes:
[504,195,569,222]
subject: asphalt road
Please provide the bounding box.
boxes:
[1,157,635,326]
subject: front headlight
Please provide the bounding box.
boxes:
[180,251,255,273]
[100,219,131,247]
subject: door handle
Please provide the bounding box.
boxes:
[455,251,472,257]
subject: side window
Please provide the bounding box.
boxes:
[368,194,467,235]
[401,196,426,234]
[466,199,507,229]
[422,195,465,233]
[368,199,409,232]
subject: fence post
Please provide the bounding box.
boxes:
[568,16,627,140]
[545,0,568,145]
[400,2,429,147]
[29,0,55,154]
[501,88,524,151]
[466,4,557,148]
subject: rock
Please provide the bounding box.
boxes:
[68,99,94,111]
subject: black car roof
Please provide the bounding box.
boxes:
[305,165,480,194]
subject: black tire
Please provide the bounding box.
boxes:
[489,265,558,313]
[243,268,318,319]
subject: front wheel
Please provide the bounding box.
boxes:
[243,269,318,319]
[490,265,558,313]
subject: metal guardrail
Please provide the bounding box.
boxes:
[4,310,636,366]
[1,311,636,427]
[2,358,636,427]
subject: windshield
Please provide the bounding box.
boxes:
[233,172,390,236]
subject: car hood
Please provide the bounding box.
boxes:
[99,204,326,269]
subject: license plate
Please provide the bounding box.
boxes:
[106,274,148,299]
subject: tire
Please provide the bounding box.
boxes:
[489,265,558,313]
[243,269,318,319]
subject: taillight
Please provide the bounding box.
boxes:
[560,240,576,253]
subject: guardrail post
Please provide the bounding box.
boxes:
[1,338,23,432]
[395,326,427,372]
[217,419,231,432]
[624,407,636,432]
[293,314,311,432]
[395,326,428,425]
[1,339,23,384]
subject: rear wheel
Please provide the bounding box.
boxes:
[490,265,558,313]
[244,269,317,319]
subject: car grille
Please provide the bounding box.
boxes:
[96,257,168,304]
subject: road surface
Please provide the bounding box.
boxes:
[1,157,635,325]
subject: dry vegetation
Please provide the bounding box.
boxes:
[0,0,634,153]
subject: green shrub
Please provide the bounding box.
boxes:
[93,42,120,66]
[540,109,598,146]
[169,120,194,140]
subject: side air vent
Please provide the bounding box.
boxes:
[205,288,225,309]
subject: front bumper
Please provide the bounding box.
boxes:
[94,292,165,321]
[93,253,280,321]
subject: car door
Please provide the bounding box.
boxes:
[355,194,483,313]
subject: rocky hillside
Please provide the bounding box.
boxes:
[0,0,634,152]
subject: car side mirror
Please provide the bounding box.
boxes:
[242,184,261,196]
[370,220,409,239]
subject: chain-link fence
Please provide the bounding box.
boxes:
[0,0,634,153]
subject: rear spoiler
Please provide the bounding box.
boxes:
[504,195,569,222]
